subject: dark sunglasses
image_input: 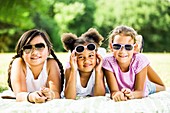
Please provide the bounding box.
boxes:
[75,43,96,53]
[22,43,46,54]
[112,43,135,51]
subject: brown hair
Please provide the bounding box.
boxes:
[108,25,138,44]
[8,29,64,92]
[61,28,104,52]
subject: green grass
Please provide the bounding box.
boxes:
[0,53,170,93]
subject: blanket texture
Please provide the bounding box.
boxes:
[0,89,170,113]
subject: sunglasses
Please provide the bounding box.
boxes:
[112,43,135,51]
[22,43,46,54]
[75,43,96,53]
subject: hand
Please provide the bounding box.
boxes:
[30,91,47,103]
[41,87,55,101]
[111,91,127,102]
[95,53,103,72]
[70,50,78,71]
[121,88,135,100]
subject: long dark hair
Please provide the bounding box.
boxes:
[8,29,64,92]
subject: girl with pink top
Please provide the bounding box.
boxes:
[102,25,165,102]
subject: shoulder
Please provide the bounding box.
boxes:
[46,58,61,77]
[47,58,59,68]
[103,53,116,64]
[132,53,150,73]
[12,57,26,69]
[133,53,149,63]
[47,58,56,63]
[10,57,26,78]
[102,53,117,72]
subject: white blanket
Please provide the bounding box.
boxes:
[0,90,170,113]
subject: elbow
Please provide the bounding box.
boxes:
[162,85,166,91]
[64,92,76,100]
[93,90,106,96]
[65,96,76,100]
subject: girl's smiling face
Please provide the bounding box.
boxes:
[76,44,97,73]
[22,35,49,67]
[110,34,137,66]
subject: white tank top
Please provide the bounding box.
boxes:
[26,60,48,92]
[76,70,95,97]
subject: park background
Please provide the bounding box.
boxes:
[0,0,170,92]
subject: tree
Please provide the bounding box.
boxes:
[0,0,62,52]
[94,0,170,52]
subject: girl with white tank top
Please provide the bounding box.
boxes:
[26,60,48,92]
[8,29,64,103]
[61,28,106,99]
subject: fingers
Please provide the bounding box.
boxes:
[121,88,126,93]
[112,89,134,102]
[96,53,102,62]
[71,50,76,57]
[70,50,78,70]
[32,91,47,103]
[111,91,127,102]
[95,53,103,68]
[41,88,55,101]
[121,88,135,100]
[124,93,135,99]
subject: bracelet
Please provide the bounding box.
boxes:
[27,92,32,103]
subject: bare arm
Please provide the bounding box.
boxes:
[10,58,28,101]
[64,68,77,99]
[104,69,126,101]
[147,65,165,91]
[133,66,148,99]
[11,58,47,103]
[93,53,105,96]
[64,51,77,99]
[46,58,62,99]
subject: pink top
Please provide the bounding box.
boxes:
[102,53,150,96]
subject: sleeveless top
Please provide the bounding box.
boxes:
[76,70,95,97]
[26,60,48,92]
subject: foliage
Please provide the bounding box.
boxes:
[0,0,62,52]
[94,0,170,52]
[0,0,170,52]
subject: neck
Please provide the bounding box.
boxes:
[79,70,93,88]
[117,61,131,72]
[79,70,92,78]
[28,62,44,79]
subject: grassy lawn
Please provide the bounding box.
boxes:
[0,53,170,92]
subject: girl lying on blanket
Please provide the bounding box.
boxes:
[136,35,165,94]
[7,29,64,103]
[61,28,106,99]
[102,25,165,102]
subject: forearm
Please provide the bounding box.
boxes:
[132,90,145,99]
[93,84,105,96]
[16,92,29,102]
[93,71,105,96]
[64,83,76,99]
[53,90,60,99]
[64,70,77,99]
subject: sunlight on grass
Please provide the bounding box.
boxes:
[0,52,170,93]
[145,53,170,88]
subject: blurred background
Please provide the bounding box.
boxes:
[0,0,170,52]
[0,0,170,92]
